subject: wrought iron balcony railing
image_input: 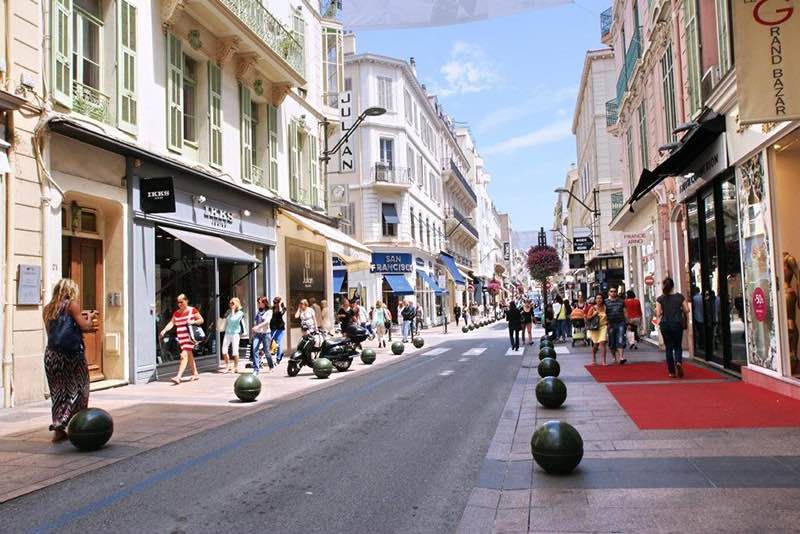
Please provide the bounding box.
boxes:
[73,81,112,124]
[615,26,642,105]
[449,159,477,203]
[600,7,612,39]
[372,164,412,185]
[220,0,305,78]
[251,164,265,188]
[605,99,619,127]
[446,207,479,240]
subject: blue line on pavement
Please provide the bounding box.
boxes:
[31,350,452,534]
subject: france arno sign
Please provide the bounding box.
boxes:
[733,0,800,124]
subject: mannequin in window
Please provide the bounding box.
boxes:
[784,253,800,374]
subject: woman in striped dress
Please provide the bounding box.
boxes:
[160,294,204,384]
[43,278,98,442]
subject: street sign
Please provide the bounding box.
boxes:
[573,236,594,251]
[645,275,655,286]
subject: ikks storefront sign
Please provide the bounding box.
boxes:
[733,0,800,124]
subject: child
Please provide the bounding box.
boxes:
[627,323,638,350]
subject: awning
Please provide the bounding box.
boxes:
[417,271,444,295]
[332,270,347,293]
[438,252,466,285]
[280,210,371,271]
[159,226,258,263]
[381,203,400,224]
[383,274,415,295]
[629,113,726,205]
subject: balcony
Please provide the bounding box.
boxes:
[370,164,412,187]
[250,164,265,188]
[73,81,112,125]
[446,248,474,269]
[600,7,613,41]
[174,0,305,86]
[446,207,479,241]
[605,99,619,127]
[615,26,642,105]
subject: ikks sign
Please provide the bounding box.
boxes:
[733,0,800,124]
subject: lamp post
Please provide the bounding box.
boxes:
[555,187,600,252]
[321,106,387,164]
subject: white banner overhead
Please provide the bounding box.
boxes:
[339,0,572,29]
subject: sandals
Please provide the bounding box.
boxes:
[171,377,181,385]
[190,375,200,382]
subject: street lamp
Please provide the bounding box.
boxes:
[321,106,386,163]
[554,187,599,218]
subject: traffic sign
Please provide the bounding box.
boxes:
[573,236,594,251]
[644,275,655,286]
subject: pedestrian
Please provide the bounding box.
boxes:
[586,294,609,365]
[415,304,424,334]
[552,295,567,342]
[505,301,523,351]
[464,305,471,326]
[562,298,573,339]
[354,299,374,338]
[605,287,627,364]
[453,304,462,326]
[159,293,204,385]
[43,278,98,441]
[655,277,690,378]
[269,297,286,364]
[251,296,273,373]
[624,290,643,349]
[385,304,393,341]
[319,299,332,332]
[220,298,245,373]
[309,297,322,327]
[295,298,317,334]
[544,304,555,338]
[338,297,352,333]
[401,299,416,342]
[521,300,534,345]
[373,301,389,348]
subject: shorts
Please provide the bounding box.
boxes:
[607,323,626,351]
[221,333,240,357]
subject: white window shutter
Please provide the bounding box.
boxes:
[117,0,137,133]
[208,63,223,167]
[52,0,73,107]
[240,84,253,183]
[268,104,279,190]
[166,34,183,152]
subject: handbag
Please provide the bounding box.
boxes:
[189,324,206,345]
[47,311,83,353]
[586,314,600,331]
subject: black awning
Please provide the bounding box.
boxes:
[381,203,400,224]
[629,113,726,204]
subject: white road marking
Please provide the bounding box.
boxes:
[439,370,455,377]
[458,357,470,362]
[505,348,522,356]
[554,346,570,354]
[463,348,487,356]
[423,348,449,356]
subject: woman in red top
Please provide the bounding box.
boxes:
[160,293,204,385]
[624,290,643,349]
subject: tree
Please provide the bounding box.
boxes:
[527,245,562,332]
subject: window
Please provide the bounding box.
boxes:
[715,0,732,74]
[382,203,398,237]
[638,103,648,169]
[267,104,279,190]
[418,212,423,242]
[322,27,343,107]
[183,56,198,144]
[344,77,352,92]
[417,155,423,188]
[117,0,137,132]
[240,85,254,182]
[208,62,223,167]
[379,137,394,168]
[661,44,678,143]
[52,0,73,106]
[684,0,702,114]
[166,34,183,151]
[626,127,636,192]
[410,206,416,241]
[611,191,624,218]
[406,146,415,182]
[340,202,356,236]
[377,76,394,111]
[309,135,321,208]
[73,1,101,92]
[289,121,302,202]
[404,90,413,124]
[426,218,430,248]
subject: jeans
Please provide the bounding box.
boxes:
[661,322,684,374]
[402,320,412,341]
[509,326,520,350]
[270,328,285,362]
[607,323,626,352]
[251,333,273,371]
[361,322,374,337]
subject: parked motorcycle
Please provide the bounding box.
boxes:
[286,326,369,376]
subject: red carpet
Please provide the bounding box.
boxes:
[585,362,724,382]
[609,382,800,429]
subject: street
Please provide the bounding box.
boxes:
[3,326,520,534]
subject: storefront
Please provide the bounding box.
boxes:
[373,253,415,323]
[130,169,276,383]
[439,252,466,322]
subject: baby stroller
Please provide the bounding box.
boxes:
[570,308,591,347]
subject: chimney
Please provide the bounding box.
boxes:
[410,57,417,76]
[343,32,356,55]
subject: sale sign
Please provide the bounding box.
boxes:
[753,287,767,322]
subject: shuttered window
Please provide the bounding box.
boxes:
[377,76,393,111]
[309,135,321,208]
[267,104,279,191]
[240,85,253,183]
[52,0,73,107]
[288,121,300,201]
[117,0,137,133]
[166,33,183,152]
[208,62,223,167]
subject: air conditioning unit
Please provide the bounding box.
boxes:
[700,67,719,104]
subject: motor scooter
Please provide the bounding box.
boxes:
[286,326,369,376]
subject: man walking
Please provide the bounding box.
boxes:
[401,299,416,342]
[605,287,628,364]
[453,304,462,326]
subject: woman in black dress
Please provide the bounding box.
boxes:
[521,301,534,345]
[505,301,523,351]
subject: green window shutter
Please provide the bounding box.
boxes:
[240,84,253,183]
[52,0,73,107]
[268,104,279,190]
[117,0,137,133]
[309,135,320,207]
[208,62,223,167]
[166,34,183,152]
[288,121,298,201]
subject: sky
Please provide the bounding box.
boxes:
[353,0,610,234]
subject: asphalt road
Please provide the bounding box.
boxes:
[3,325,522,534]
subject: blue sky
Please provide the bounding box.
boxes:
[354,1,609,233]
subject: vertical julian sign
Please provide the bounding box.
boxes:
[339,90,355,173]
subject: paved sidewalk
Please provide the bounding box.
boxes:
[457,332,800,533]
[0,327,460,503]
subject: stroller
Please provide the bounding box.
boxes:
[570,308,591,347]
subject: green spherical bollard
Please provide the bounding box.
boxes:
[538,357,561,378]
[535,377,567,408]
[313,357,333,378]
[67,408,114,451]
[234,373,262,402]
[412,337,425,349]
[462,326,469,333]
[539,346,557,360]
[360,348,376,365]
[531,420,584,474]
[469,324,475,331]
[540,334,554,343]
[391,341,405,355]
[540,339,555,349]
